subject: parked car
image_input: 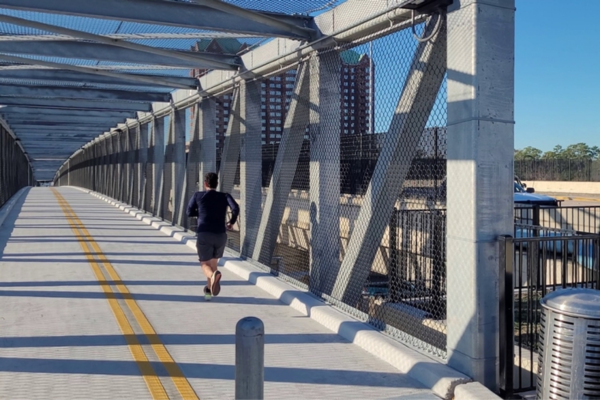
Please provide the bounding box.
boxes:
[513,177,558,207]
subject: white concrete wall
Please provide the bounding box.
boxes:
[524,181,600,195]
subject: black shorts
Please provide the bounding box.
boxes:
[196,232,227,262]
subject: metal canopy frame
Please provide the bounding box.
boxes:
[0,0,316,40]
[0,0,324,181]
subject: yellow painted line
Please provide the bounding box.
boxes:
[52,189,199,400]
[52,189,169,400]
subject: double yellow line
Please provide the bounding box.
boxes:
[51,189,199,400]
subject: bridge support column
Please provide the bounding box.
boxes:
[137,122,149,211]
[126,127,136,205]
[170,107,186,226]
[218,88,241,195]
[118,129,128,202]
[199,99,217,186]
[309,50,341,296]
[252,63,310,265]
[151,117,166,218]
[445,0,515,390]
[239,79,262,259]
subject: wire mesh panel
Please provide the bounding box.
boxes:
[215,13,449,357]
[0,125,30,207]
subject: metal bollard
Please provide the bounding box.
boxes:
[235,317,264,400]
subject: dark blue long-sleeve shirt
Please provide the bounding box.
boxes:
[186,190,239,234]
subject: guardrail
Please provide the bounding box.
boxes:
[499,229,600,397]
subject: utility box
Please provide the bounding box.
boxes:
[537,288,600,400]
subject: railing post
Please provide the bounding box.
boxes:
[235,317,264,400]
[499,235,514,398]
[389,207,399,303]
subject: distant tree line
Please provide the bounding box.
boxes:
[515,143,599,161]
[514,143,600,181]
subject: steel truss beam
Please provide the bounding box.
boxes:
[0,107,136,118]
[0,40,236,70]
[0,0,315,40]
[0,14,240,70]
[0,33,260,41]
[0,69,198,89]
[6,116,124,125]
[0,96,153,112]
[0,54,197,90]
[10,123,117,130]
[0,84,170,102]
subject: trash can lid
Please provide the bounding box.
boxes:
[541,288,600,319]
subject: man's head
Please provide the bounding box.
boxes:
[204,172,218,189]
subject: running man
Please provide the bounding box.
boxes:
[186,172,239,300]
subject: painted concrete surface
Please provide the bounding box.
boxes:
[0,187,440,400]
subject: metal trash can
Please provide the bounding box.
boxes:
[537,288,600,400]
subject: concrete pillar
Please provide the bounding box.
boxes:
[138,122,149,210]
[152,117,166,218]
[239,79,263,259]
[309,51,342,296]
[252,63,310,265]
[127,127,136,205]
[218,88,241,194]
[187,103,202,207]
[117,130,127,202]
[330,16,446,305]
[446,0,515,389]
[170,108,187,226]
[199,99,217,184]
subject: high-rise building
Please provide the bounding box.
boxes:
[190,39,374,150]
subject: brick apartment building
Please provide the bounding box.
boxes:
[190,39,374,151]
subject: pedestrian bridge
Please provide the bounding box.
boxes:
[0,0,515,398]
[0,186,462,399]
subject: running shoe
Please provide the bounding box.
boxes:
[210,271,222,296]
[204,285,212,301]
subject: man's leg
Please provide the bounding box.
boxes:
[209,258,222,296]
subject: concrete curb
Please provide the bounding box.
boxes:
[0,187,30,229]
[74,187,499,400]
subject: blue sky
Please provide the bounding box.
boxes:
[515,0,599,151]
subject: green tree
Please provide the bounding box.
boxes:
[561,143,599,160]
[514,146,542,160]
[541,145,564,160]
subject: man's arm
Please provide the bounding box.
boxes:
[186,193,198,217]
[226,193,240,225]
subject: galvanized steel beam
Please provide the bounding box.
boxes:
[0,14,240,70]
[0,107,136,118]
[0,97,152,112]
[0,69,198,90]
[0,0,315,40]
[0,40,237,70]
[0,84,170,103]
[0,53,196,90]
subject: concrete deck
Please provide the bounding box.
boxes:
[0,187,442,400]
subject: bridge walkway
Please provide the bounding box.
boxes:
[0,187,439,400]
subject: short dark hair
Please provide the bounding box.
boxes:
[204,172,218,189]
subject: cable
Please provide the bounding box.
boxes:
[411,9,442,43]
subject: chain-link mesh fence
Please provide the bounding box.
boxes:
[0,125,31,207]
[56,7,450,359]
[515,159,600,182]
